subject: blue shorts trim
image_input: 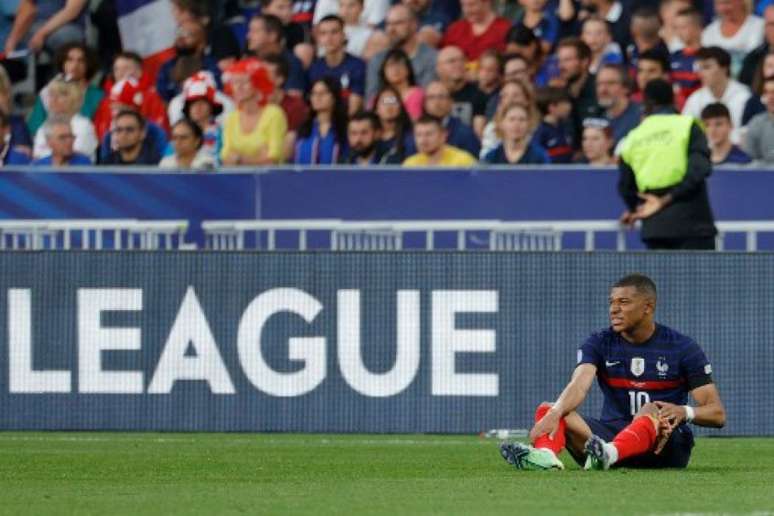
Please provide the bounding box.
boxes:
[571,416,694,469]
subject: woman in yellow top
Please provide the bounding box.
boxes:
[220,58,288,166]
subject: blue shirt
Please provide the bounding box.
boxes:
[718,145,752,165]
[32,153,92,166]
[513,12,560,47]
[2,147,31,166]
[482,142,550,165]
[578,324,713,424]
[609,101,642,145]
[308,53,366,98]
[445,116,480,158]
[532,120,573,163]
[294,120,347,165]
[283,49,308,93]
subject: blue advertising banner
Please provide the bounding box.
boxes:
[0,251,767,435]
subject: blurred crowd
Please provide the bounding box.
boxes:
[1,0,774,169]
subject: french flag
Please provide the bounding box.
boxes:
[116,0,178,83]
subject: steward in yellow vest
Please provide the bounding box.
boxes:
[618,79,717,250]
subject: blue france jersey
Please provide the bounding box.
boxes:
[578,324,713,422]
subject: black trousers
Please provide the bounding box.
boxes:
[643,236,716,250]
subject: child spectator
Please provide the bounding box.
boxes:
[533,86,573,163]
[670,8,703,110]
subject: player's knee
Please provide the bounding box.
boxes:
[538,402,554,409]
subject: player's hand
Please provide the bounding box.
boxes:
[529,407,562,441]
[654,413,675,455]
[654,401,688,427]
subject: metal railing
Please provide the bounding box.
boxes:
[201,219,774,252]
[0,220,190,250]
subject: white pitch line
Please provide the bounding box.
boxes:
[0,435,494,446]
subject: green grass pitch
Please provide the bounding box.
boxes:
[1,433,773,515]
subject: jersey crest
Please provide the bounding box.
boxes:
[630,357,645,377]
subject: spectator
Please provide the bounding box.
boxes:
[702,0,764,76]
[378,49,424,120]
[220,58,287,166]
[373,84,415,163]
[27,42,102,135]
[533,87,573,163]
[512,0,560,54]
[493,0,522,18]
[555,38,597,146]
[170,0,241,74]
[477,50,502,106]
[581,16,623,75]
[401,0,452,48]
[295,77,349,164]
[32,117,91,166]
[403,114,476,166]
[168,71,234,127]
[338,0,389,59]
[435,46,487,137]
[156,18,221,102]
[3,0,88,56]
[246,14,307,96]
[264,54,311,162]
[627,7,670,74]
[309,15,366,114]
[483,53,532,119]
[260,0,309,52]
[422,80,481,156]
[342,110,383,164]
[671,8,704,110]
[482,102,549,165]
[365,4,438,101]
[683,46,752,143]
[577,0,631,53]
[314,0,390,26]
[0,66,32,157]
[0,111,31,165]
[659,0,692,52]
[441,0,510,63]
[632,48,672,103]
[751,50,774,97]
[97,79,168,164]
[32,77,97,160]
[480,77,536,157]
[505,25,551,87]
[743,76,774,163]
[93,52,170,141]
[701,102,752,164]
[159,118,216,170]
[164,72,225,165]
[100,110,161,165]
[596,64,642,145]
[739,5,774,87]
[578,118,615,165]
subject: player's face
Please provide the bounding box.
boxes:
[608,286,653,334]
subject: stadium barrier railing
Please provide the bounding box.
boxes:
[0,219,189,250]
[202,219,774,251]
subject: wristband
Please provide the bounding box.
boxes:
[683,405,695,424]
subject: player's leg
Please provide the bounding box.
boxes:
[585,403,662,470]
[500,402,592,470]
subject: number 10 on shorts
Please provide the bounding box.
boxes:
[629,391,651,415]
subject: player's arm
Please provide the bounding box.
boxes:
[655,383,726,428]
[529,363,597,440]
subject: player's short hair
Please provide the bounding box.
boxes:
[701,102,731,121]
[612,273,657,301]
